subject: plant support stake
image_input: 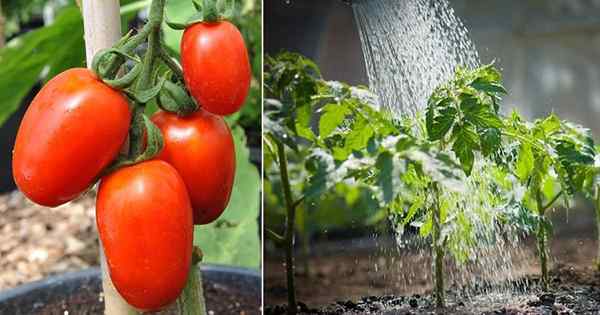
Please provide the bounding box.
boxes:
[81,1,138,314]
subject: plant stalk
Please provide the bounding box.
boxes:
[277,142,297,315]
[595,185,600,271]
[176,264,207,315]
[431,183,445,308]
[536,190,549,290]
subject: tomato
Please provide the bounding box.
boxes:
[96,160,193,311]
[152,109,235,225]
[181,20,251,116]
[12,68,130,207]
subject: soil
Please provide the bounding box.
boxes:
[264,207,600,314]
[2,271,260,315]
[265,264,600,314]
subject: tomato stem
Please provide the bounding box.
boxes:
[595,185,600,271]
[159,45,185,82]
[203,0,219,22]
[535,189,549,291]
[277,141,298,315]
[431,182,445,308]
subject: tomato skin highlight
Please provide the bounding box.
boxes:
[96,160,193,311]
[181,21,251,116]
[152,109,235,225]
[12,68,130,207]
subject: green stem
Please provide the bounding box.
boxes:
[542,190,563,211]
[536,190,549,290]
[266,228,285,244]
[136,0,164,92]
[501,131,545,152]
[176,264,207,315]
[277,142,297,315]
[103,26,151,79]
[301,227,311,278]
[431,183,445,308]
[203,0,219,21]
[159,42,185,82]
[595,185,600,271]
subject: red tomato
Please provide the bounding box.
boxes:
[152,109,235,225]
[181,20,251,116]
[12,68,130,207]
[96,160,193,311]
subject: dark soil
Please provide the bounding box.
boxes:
[265,265,600,314]
[1,272,260,315]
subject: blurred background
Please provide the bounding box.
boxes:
[264,0,600,307]
[0,0,261,296]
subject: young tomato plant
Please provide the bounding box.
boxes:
[266,51,600,309]
[501,112,596,289]
[264,52,322,315]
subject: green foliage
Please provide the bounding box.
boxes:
[265,51,600,273]
[0,6,84,126]
[504,111,596,209]
[425,64,506,174]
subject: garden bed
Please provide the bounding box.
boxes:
[266,264,600,314]
[265,212,600,315]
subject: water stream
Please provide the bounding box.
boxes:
[353,0,532,304]
[353,0,479,118]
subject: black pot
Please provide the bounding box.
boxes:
[0,265,261,315]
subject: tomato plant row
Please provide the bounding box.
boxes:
[12,0,251,312]
[265,52,600,311]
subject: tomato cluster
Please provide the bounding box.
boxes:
[12,16,250,311]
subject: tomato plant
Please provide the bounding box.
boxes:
[265,52,600,310]
[12,68,130,207]
[181,20,251,116]
[97,160,193,311]
[9,0,255,313]
[152,108,236,225]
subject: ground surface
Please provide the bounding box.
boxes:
[0,190,99,290]
[265,206,600,314]
[265,265,600,314]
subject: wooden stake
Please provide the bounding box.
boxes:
[81,1,139,314]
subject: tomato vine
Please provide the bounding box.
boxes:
[13,0,252,313]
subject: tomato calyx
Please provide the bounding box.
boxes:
[102,113,164,175]
[158,80,198,116]
[166,0,235,30]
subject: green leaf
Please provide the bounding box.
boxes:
[0,6,85,126]
[539,114,561,135]
[303,151,334,200]
[195,126,260,269]
[470,77,507,94]
[451,125,478,175]
[516,143,534,183]
[480,128,501,157]
[319,103,350,138]
[428,106,456,141]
